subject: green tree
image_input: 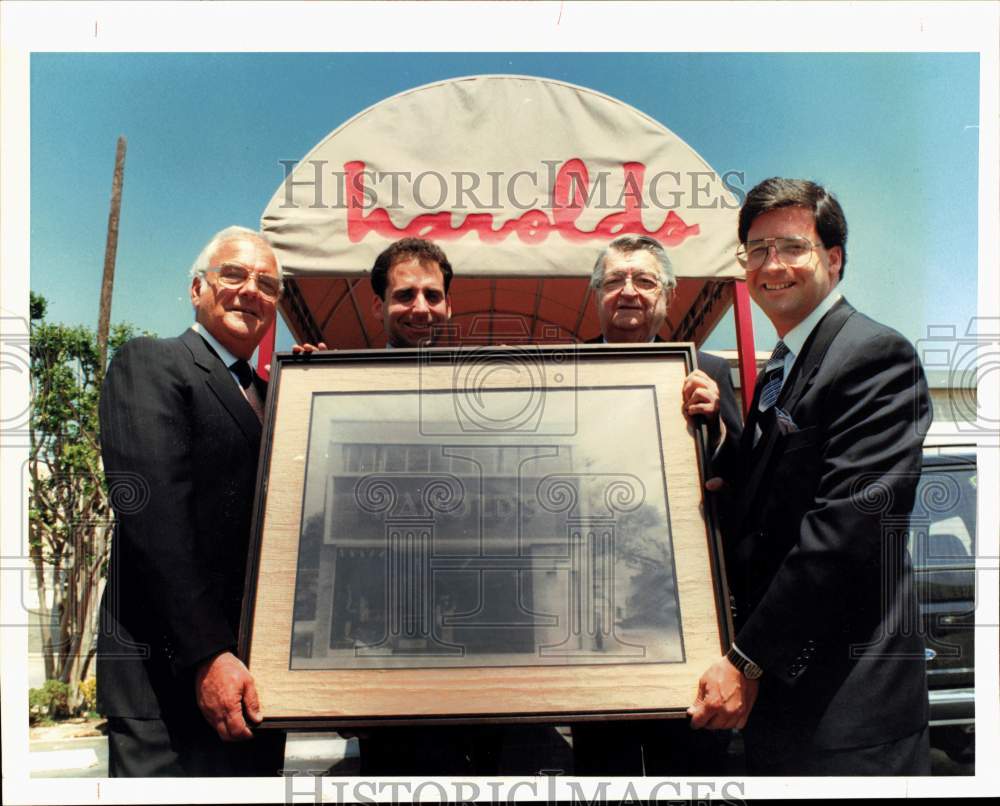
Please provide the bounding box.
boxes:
[611,502,678,628]
[28,291,144,710]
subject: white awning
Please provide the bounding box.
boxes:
[261,75,741,347]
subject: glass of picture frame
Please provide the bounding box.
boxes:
[238,344,732,728]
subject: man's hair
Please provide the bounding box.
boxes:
[189,225,284,292]
[738,177,848,277]
[590,235,677,294]
[370,238,453,300]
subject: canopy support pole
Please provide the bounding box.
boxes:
[257,321,276,381]
[732,280,757,414]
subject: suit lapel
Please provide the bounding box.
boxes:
[775,298,855,416]
[180,329,262,445]
[734,298,856,527]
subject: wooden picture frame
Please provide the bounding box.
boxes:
[239,344,732,729]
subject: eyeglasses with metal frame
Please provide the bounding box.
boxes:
[205,263,283,299]
[736,236,823,272]
[600,271,663,294]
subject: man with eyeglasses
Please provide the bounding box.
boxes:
[572,234,742,775]
[587,234,743,470]
[97,226,288,776]
[687,178,932,775]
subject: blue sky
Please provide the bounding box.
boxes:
[29,52,979,352]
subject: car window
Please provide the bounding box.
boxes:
[908,464,977,568]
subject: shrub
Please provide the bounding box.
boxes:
[78,677,98,715]
[28,679,71,723]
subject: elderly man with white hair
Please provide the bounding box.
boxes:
[97,226,288,776]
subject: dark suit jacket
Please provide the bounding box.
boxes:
[718,298,932,750]
[583,334,742,442]
[97,329,265,720]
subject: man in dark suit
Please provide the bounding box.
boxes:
[98,226,287,776]
[574,234,742,775]
[688,178,932,775]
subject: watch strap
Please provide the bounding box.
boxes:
[726,645,763,680]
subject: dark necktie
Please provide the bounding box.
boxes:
[230,359,264,423]
[752,341,790,447]
[758,341,790,413]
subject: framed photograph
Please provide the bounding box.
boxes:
[239,344,732,728]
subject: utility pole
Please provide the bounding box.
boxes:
[96,136,126,374]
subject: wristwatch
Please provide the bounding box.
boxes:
[726,646,763,680]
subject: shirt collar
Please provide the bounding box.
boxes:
[190,322,241,369]
[780,290,843,361]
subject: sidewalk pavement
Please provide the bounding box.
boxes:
[29,732,358,778]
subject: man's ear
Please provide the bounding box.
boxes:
[445,295,452,321]
[190,276,203,309]
[827,246,844,281]
[652,286,674,332]
[371,293,384,321]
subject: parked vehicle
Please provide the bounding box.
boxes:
[909,443,977,763]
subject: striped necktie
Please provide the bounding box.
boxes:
[758,341,790,413]
[230,359,264,423]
